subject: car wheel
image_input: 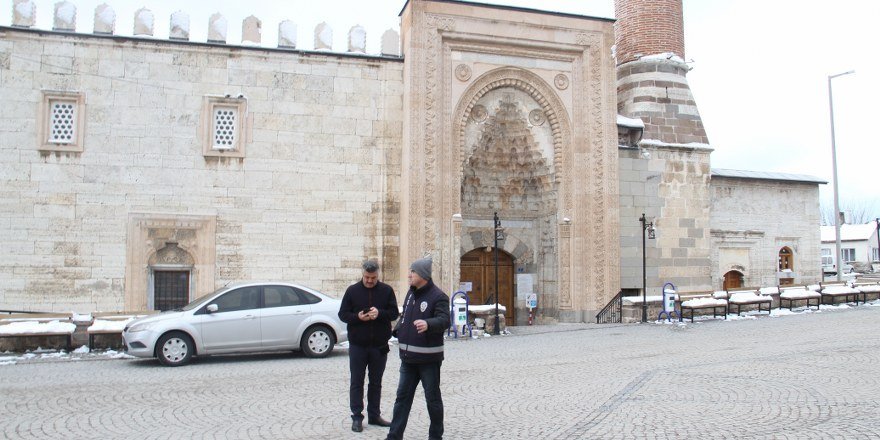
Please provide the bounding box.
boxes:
[301,325,335,358]
[156,331,194,367]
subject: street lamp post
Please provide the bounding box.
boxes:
[639,213,655,323]
[492,212,504,335]
[828,70,855,281]
[875,218,879,269]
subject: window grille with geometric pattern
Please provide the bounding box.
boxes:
[212,106,238,150]
[48,100,77,144]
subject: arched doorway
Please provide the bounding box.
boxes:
[460,248,515,325]
[723,270,744,290]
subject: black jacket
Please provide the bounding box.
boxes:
[393,280,449,363]
[338,280,399,348]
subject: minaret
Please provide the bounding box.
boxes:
[614,0,708,145]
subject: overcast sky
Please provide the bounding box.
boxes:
[3,0,877,218]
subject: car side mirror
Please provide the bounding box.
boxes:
[207,304,218,313]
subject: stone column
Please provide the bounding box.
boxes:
[380,29,400,56]
[208,13,227,43]
[314,22,332,50]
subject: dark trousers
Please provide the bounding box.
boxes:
[349,344,388,421]
[387,361,443,440]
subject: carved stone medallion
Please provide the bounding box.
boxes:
[554,73,569,90]
[528,109,546,126]
[455,64,472,82]
[471,104,488,122]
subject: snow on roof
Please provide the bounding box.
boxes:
[821,223,878,242]
[711,168,827,184]
[616,114,644,129]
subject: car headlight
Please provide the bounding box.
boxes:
[126,321,156,333]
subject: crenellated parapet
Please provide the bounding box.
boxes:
[8,0,401,56]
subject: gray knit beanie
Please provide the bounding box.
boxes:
[410,257,432,281]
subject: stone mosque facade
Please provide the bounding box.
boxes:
[0,0,823,322]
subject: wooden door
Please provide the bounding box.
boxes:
[722,270,743,290]
[460,248,515,325]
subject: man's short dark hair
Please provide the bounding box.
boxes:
[362,260,379,273]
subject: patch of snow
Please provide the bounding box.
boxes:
[640,52,685,64]
[616,114,644,129]
[0,320,75,335]
[640,139,712,151]
[467,304,507,313]
[73,345,90,354]
[769,309,797,318]
[759,287,779,294]
[170,11,190,33]
[822,286,858,294]
[681,297,726,307]
[623,295,663,304]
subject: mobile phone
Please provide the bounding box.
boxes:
[362,307,372,314]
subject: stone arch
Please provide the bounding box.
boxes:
[460,230,531,265]
[452,67,572,188]
[148,242,195,267]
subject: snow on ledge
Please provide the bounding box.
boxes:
[617,114,644,129]
[640,139,713,151]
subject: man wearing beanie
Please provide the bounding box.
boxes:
[339,260,399,433]
[386,256,449,440]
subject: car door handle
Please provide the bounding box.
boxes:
[244,315,257,320]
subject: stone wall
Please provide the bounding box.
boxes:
[710,177,823,287]
[0,27,403,311]
[618,143,713,297]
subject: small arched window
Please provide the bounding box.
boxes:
[778,247,793,271]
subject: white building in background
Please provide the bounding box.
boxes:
[820,223,880,273]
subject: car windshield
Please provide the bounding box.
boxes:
[180,288,227,311]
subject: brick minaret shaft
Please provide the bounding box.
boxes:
[614,0,708,145]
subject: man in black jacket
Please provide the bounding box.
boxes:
[386,257,450,440]
[339,260,399,433]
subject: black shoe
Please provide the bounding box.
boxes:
[351,419,363,432]
[368,416,392,427]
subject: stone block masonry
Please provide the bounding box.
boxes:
[0,27,404,311]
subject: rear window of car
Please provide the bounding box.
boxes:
[296,289,322,304]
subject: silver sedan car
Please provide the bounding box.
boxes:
[122,282,348,366]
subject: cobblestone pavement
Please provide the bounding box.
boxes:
[2,304,879,439]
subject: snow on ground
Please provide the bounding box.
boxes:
[653,297,880,326]
[0,346,135,366]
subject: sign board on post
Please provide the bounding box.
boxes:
[526,293,537,309]
[459,282,472,293]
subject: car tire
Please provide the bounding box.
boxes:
[156,331,194,367]
[301,325,335,358]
